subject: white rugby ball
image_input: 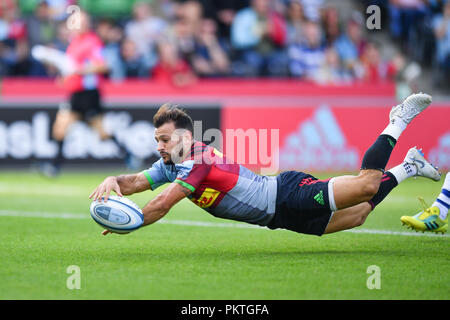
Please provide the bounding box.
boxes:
[89,195,144,234]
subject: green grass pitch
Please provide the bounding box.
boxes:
[0,171,448,300]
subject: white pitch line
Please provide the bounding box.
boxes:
[342,228,448,238]
[0,209,448,238]
[0,210,87,219]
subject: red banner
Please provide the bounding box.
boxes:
[2,78,447,173]
[0,78,395,98]
[222,104,450,173]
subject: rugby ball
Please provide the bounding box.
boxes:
[89,195,144,234]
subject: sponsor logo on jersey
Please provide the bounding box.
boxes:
[191,187,221,208]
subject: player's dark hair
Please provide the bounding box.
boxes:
[153,103,194,134]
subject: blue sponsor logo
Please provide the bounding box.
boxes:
[94,205,131,225]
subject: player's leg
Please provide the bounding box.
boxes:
[53,107,80,142]
[41,91,85,176]
[88,113,143,169]
[325,170,408,234]
[87,101,144,171]
[41,107,80,176]
[269,94,434,237]
[332,93,433,211]
[324,202,371,234]
[89,114,110,140]
[400,172,449,234]
[83,89,107,139]
[325,147,441,233]
[324,173,395,234]
[330,171,382,209]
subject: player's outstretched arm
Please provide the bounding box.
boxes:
[89,173,150,202]
[141,182,192,227]
[100,181,191,236]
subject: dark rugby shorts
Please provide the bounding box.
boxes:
[267,171,337,236]
[69,89,103,122]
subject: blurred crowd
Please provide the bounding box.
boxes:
[365,0,450,90]
[0,0,449,88]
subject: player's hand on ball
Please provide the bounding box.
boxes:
[90,194,142,236]
[89,176,123,202]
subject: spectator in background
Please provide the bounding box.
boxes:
[360,41,398,83]
[230,0,288,76]
[45,0,75,21]
[0,0,26,42]
[199,0,249,47]
[313,46,352,84]
[172,1,202,64]
[125,1,167,75]
[388,0,428,50]
[285,0,306,45]
[288,20,325,79]
[52,21,70,52]
[178,1,203,30]
[96,19,125,81]
[321,4,340,44]
[26,0,58,76]
[191,18,230,77]
[120,37,148,78]
[427,0,446,15]
[40,21,70,77]
[27,0,56,47]
[152,39,197,87]
[432,0,450,82]
[0,0,29,76]
[300,0,324,22]
[390,52,422,100]
[334,11,366,78]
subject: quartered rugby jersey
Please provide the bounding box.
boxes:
[142,141,277,226]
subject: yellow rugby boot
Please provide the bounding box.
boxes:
[401,199,448,234]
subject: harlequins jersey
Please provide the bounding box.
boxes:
[143,141,277,226]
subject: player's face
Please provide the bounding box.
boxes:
[155,122,191,164]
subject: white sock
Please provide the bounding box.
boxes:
[442,172,450,190]
[388,161,418,184]
[432,172,450,220]
[381,116,407,141]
